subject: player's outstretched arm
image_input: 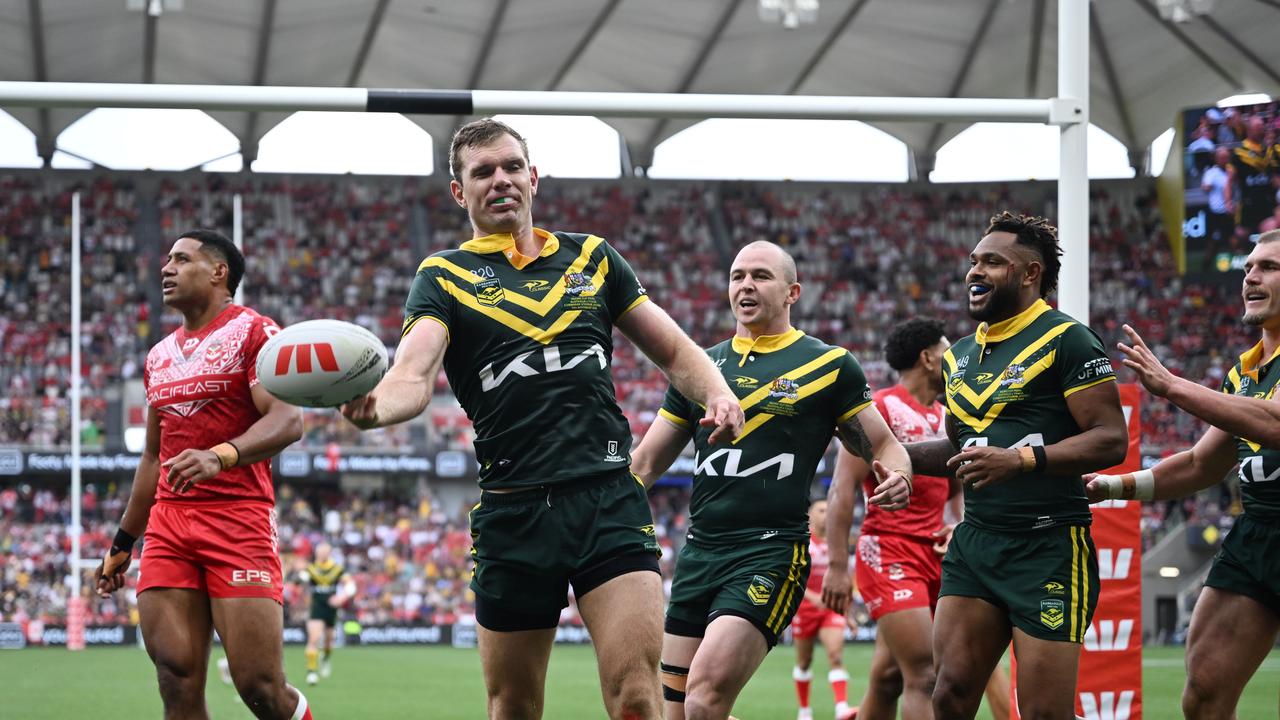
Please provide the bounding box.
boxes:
[97,407,161,597]
[1120,324,1280,447]
[629,414,693,489]
[905,413,961,477]
[1086,424,1238,503]
[616,301,743,444]
[839,408,913,511]
[342,318,447,430]
[165,382,305,494]
[822,445,866,615]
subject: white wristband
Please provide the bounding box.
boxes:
[1132,469,1155,501]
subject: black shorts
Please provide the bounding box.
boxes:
[469,470,661,631]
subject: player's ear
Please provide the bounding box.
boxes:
[1023,259,1043,291]
[450,179,466,208]
[211,260,228,288]
[529,164,539,195]
[785,281,801,306]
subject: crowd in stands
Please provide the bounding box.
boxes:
[0,170,1258,629]
[0,480,694,628]
[0,175,143,448]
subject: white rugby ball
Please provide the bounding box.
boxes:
[256,319,388,408]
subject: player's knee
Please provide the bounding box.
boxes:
[1181,672,1220,716]
[931,673,979,718]
[682,682,730,720]
[869,660,903,697]
[233,671,289,717]
[487,693,542,720]
[154,659,204,709]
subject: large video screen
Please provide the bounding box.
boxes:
[1180,100,1279,274]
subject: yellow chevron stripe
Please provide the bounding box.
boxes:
[437,278,581,344]
[1225,367,1242,394]
[945,340,1068,432]
[946,396,1009,434]
[418,235,603,316]
[767,543,806,632]
[736,348,847,413]
[836,400,872,424]
[953,322,1075,407]
[431,252,612,345]
[731,367,848,445]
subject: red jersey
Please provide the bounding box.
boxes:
[144,304,279,504]
[860,385,949,540]
[805,533,830,593]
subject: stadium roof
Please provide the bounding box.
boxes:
[2,0,1277,177]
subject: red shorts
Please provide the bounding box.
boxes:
[138,500,283,603]
[790,598,846,639]
[855,532,941,621]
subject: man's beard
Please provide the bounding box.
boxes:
[1243,312,1266,326]
[969,281,1021,322]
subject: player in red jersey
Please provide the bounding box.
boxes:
[824,318,1009,720]
[792,499,857,720]
[94,230,311,720]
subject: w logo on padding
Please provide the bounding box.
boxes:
[1079,690,1134,720]
[275,343,340,375]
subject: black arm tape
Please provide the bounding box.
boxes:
[662,685,686,703]
[660,662,689,676]
[111,528,137,555]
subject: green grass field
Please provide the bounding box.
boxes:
[3,643,1276,718]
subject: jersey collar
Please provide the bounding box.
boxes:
[459,227,559,270]
[1238,339,1280,382]
[975,298,1051,348]
[731,327,804,367]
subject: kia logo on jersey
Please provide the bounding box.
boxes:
[274,343,340,375]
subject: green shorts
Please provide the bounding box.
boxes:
[665,538,810,648]
[940,522,1099,643]
[309,600,338,627]
[468,469,661,631]
[1205,513,1280,616]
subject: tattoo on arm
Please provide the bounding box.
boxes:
[836,418,874,463]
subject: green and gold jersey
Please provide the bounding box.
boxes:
[942,299,1117,532]
[403,228,648,489]
[302,560,345,611]
[1221,341,1280,519]
[659,328,873,547]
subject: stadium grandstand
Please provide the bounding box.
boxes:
[2,0,1279,718]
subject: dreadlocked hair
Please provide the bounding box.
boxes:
[985,210,1062,298]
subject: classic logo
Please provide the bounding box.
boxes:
[639,524,655,537]
[1042,581,1065,596]
[475,277,504,306]
[768,377,800,401]
[274,343,340,376]
[732,376,759,388]
[974,372,995,384]
[563,272,596,296]
[519,279,550,292]
[746,575,775,606]
[1040,598,1065,630]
